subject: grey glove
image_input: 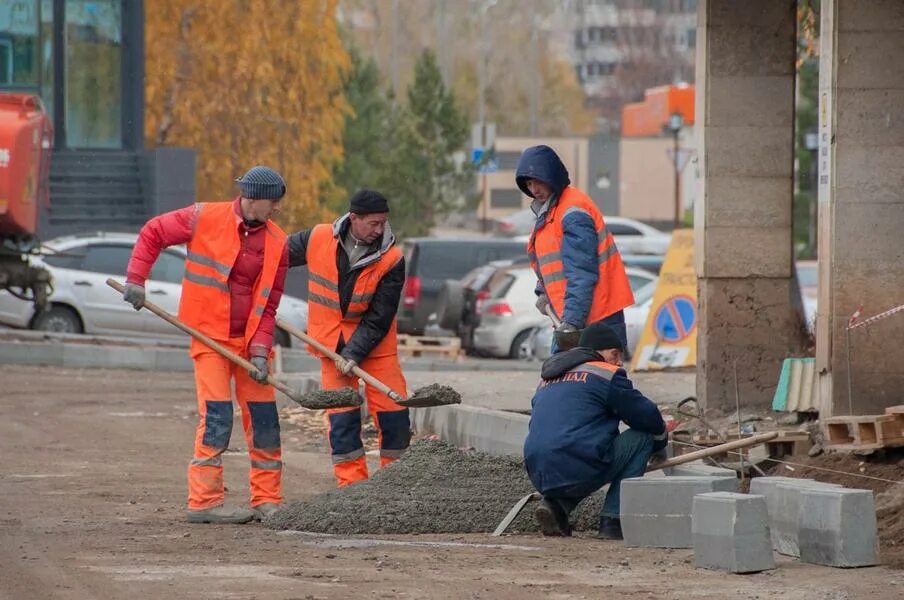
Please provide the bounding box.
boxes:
[535,293,550,315]
[334,356,357,376]
[123,283,146,311]
[553,322,582,350]
[249,355,269,383]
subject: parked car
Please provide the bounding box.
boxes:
[511,213,672,255]
[472,267,658,360]
[494,208,537,237]
[0,232,308,346]
[398,237,527,335]
[796,260,817,332]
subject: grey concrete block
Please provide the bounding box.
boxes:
[411,403,528,457]
[620,476,739,548]
[0,341,63,366]
[693,492,775,573]
[749,477,842,556]
[798,488,879,568]
[153,349,193,372]
[62,344,148,370]
[668,461,737,479]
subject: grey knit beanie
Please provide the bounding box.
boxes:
[235,166,286,200]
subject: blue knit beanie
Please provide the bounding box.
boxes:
[235,166,286,200]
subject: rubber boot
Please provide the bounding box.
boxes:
[253,502,280,521]
[534,497,572,537]
[186,504,256,524]
[597,516,623,540]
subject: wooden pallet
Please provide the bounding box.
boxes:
[823,412,904,451]
[397,334,462,360]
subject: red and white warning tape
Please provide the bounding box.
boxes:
[847,302,904,330]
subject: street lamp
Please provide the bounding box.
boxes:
[667,111,684,229]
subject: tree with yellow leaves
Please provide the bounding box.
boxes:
[145,0,350,230]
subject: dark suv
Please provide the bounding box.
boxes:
[398,238,527,335]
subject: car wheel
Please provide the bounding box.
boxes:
[510,329,535,360]
[32,305,82,334]
[436,280,465,331]
[273,327,291,348]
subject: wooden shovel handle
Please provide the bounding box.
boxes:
[275,318,405,403]
[646,431,779,472]
[544,304,562,328]
[106,279,303,404]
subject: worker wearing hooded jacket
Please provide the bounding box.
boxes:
[517,145,634,351]
[288,189,410,487]
[524,322,667,540]
[123,166,289,524]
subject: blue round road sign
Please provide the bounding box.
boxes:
[653,295,697,343]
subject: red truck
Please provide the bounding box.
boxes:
[0,92,54,309]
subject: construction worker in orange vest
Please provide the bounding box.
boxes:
[123,166,289,524]
[517,145,635,351]
[288,190,410,487]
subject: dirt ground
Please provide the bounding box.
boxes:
[2,365,903,600]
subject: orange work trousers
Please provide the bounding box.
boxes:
[321,354,411,487]
[187,338,282,510]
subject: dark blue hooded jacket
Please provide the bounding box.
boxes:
[516,145,602,328]
[523,348,667,494]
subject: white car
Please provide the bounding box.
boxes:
[513,215,671,256]
[471,266,657,359]
[0,232,308,346]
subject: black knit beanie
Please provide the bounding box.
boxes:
[349,189,389,215]
[579,322,625,352]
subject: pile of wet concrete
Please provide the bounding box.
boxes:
[267,439,605,534]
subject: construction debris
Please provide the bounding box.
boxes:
[823,406,904,452]
[401,384,462,408]
[267,439,606,534]
[299,387,363,410]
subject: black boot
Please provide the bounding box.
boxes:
[597,516,623,540]
[534,497,572,537]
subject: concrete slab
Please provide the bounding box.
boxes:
[61,344,148,370]
[749,477,843,557]
[620,476,739,548]
[0,341,63,366]
[411,403,528,457]
[693,492,775,573]
[798,488,880,568]
[153,348,193,372]
[667,460,737,478]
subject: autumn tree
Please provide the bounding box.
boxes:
[145,0,350,230]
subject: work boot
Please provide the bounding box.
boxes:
[253,502,280,521]
[597,516,623,540]
[186,504,256,524]
[534,497,572,537]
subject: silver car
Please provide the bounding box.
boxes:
[0,232,308,346]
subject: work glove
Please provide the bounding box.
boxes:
[122,283,146,311]
[553,322,582,350]
[535,293,550,316]
[249,355,269,384]
[334,356,357,376]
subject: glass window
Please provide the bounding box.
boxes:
[489,273,516,300]
[80,243,132,275]
[414,242,478,280]
[43,249,84,269]
[149,250,185,284]
[65,0,121,148]
[609,223,641,236]
[0,0,40,86]
[628,273,654,292]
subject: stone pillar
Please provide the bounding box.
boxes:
[695,1,807,411]
[817,1,904,416]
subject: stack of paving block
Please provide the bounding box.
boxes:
[822,405,904,452]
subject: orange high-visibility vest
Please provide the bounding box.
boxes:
[178,201,287,347]
[306,224,403,358]
[527,186,634,324]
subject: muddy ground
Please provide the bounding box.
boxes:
[2,365,903,600]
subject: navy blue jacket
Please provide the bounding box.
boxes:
[523,348,667,494]
[516,145,602,328]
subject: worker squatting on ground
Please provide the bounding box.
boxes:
[523,322,668,539]
[123,166,289,525]
[517,145,635,351]
[288,190,410,487]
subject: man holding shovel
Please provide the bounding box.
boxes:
[122,166,289,524]
[287,190,410,487]
[524,322,668,539]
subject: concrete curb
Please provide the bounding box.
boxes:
[412,403,529,457]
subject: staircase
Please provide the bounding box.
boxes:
[46,150,148,235]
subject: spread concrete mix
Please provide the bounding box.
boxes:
[268,439,607,534]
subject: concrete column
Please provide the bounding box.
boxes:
[817,1,904,416]
[695,1,807,411]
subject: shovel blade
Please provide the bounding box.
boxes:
[492,492,541,536]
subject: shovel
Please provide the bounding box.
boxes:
[105,279,360,410]
[275,318,462,409]
[492,431,780,536]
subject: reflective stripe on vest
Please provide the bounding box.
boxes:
[527,187,634,323]
[306,224,402,358]
[178,201,287,345]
